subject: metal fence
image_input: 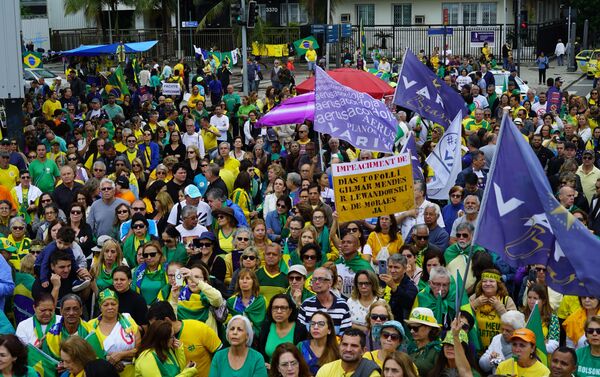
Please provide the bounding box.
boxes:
[51,27,300,59]
[336,22,565,63]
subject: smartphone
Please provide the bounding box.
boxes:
[175,269,184,287]
[378,260,388,275]
[528,269,537,283]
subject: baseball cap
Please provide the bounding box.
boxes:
[288,265,307,277]
[510,328,536,344]
[92,235,114,253]
[564,141,577,150]
[513,118,523,125]
[115,175,129,189]
[442,330,469,346]
[0,139,10,146]
[91,98,100,104]
[583,150,594,157]
[556,76,564,83]
[198,231,216,241]
[184,184,202,199]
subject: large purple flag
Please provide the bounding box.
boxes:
[474,113,600,296]
[314,66,396,153]
[393,49,467,129]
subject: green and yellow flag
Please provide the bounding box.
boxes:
[526,303,548,366]
[106,65,130,99]
[27,345,59,377]
[293,36,319,56]
[23,51,43,68]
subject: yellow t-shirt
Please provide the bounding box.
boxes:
[363,351,419,373]
[42,99,61,120]
[0,165,19,190]
[316,360,380,377]
[177,319,222,377]
[201,126,220,151]
[496,359,550,377]
[223,157,240,177]
[366,232,404,260]
[188,93,205,109]
[306,49,317,63]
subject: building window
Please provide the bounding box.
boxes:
[392,4,412,25]
[441,3,460,24]
[257,4,267,21]
[356,4,375,26]
[442,2,496,24]
[280,3,308,25]
[480,3,497,24]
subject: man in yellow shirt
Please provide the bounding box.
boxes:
[147,302,222,377]
[0,152,19,190]
[215,142,240,177]
[316,329,380,377]
[464,109,490,136]
[200,117,221,158]
[42,90,62,120]
[188,85,205,109]
[306,45,317,77]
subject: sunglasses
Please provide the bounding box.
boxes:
[347,227,359,233]
[288,275,303,282]
[117,209,129,214]
[101,187,113,191]
[456,233,469,239]
[142,252,157,258]
[132,223,146,229]
[586,328,600,335]
[303,255,317,261]
[41,199,52,203]
[370,314,389,321]
[197,242,212,248]
[132,207,145,212]
[21,176,30,179]
[415,235,429,240]
[534,267,546,272]
[381,331,401,341]
[70,210,82,215]
[461,323,470,331]
[12,226,24,231]
[408,325,422,332]
[237,237,249,241]
[242,255,257,261]
[67,157,78,161]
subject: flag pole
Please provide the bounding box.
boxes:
[391,48,411,106]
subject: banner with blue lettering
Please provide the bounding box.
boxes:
[314,66,397,153]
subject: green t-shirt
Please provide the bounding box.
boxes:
[256,267,288,305]
[29,159,60,193]
[223,93,241,114]
[238,104,258,121]
[209,348,267,377]
[265,322,295,362]
[164,244,189,265]
[576,346,600,377]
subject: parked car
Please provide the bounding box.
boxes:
[469,70,530,98]
[581,49,600,79]
[575,49,593,76]
[23,68,69,91]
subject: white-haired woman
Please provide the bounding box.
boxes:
[478,310,525,374]
[209,315,268,377]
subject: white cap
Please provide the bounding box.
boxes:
[288,265,307,277]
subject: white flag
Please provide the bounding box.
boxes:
[425,113,464,200]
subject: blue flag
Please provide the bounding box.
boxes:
[314,66,396,153]
[473,114,600,296]
[400,131,424,182]
[393,49,467,129]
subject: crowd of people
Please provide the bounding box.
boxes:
[1,41,599,377]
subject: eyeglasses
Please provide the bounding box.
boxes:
[20,176,30,180]
[309,321,326,328]
[303,254,317,261]
[41,199,52,204]
[408,325,422,332]
[272,305,290,312]
[70,210,82,215]
[381,331,401,341]
[534,267,546,272]
[237,237,250,242]
[200,164,208,167]
[451,194,462,198]
[67,157,78,161]
[357,281,372,287]
[133,164,142,167]
[583,156,594,160]
[415,235,429,241]
[197,242,212,248]
[132,207,145,212]
[101,187,113,191]
[586,328,600,335]
[242,255,257,261]
[279,360,299,369]
[276,203,287,209]
[216,215,226,220]
[30,249,42,255]
[288,275,303,282]
[11,226,24,231]
[94,169,105,172]
[347,227,359,233]
[117,209,129,214]
[132,223,146,229]
[156,171,166,175]
[370,314,389,321]
[456,233,469,239]
[187,151,195,154]
[142,252,157,258]
[312,276,331,283]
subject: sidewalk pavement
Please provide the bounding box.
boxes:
[517,64,585,93]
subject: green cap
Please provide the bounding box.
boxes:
[98,289,118,305]
[0,238,17,253]
[441,330,469,346]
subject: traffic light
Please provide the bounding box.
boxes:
[230,3,244,26]
[519,10,528,37]
[247,0,259,28]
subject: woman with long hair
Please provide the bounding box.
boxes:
[366,215,403,262]
[90,238,125,294]
[131,157,149,198]
[365,300,394,351]
[60,336,97,377]
[160,225,188,265]
[231,171,257,224]
[296,311,340,376]
[67,202,94,257]
[268,343,311,377]
[152,191,174,235]
[0,334,37,376]
[563,295,600,348]
[112,203,131,241]
[576,316,600,374]
[134,320,197,377]
[162,130,186,160]
[226,268,267,338]
[348,270,382,333]
[122,213,158,267]
[428,321,482,377]
[131,241,170,305]
[418,249,445,291]
[111,266,148,326]
[400,245,422,287]
[184,145,203,178]
[522,284,559,353]
[382,351,419,377]
[262,177,287,218]
[251,219,271,264]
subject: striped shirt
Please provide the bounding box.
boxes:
[298,291,352,335]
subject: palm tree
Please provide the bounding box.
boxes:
[64,0,139,43]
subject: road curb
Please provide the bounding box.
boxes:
[564,73,586,91]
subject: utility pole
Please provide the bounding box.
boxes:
[516,0,521,76]
[241,0,248,95]
[177,0,181,59]
[108,7,113,44]
[325,0,331,69]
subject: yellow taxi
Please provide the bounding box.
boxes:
[578,49,600,78]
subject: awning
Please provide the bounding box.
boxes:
[61,41,158,56]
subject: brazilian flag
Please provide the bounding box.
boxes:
[106,65,130,100]
[293,36,319,56]
[27,345,59,377]
[526,303,548,366]
[23,52,43,68]
[368,68,391,82]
